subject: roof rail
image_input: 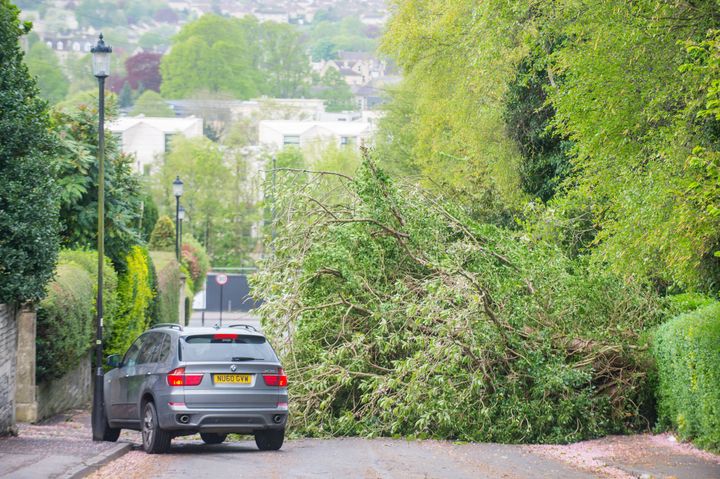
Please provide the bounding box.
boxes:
[150,323,184,331]
[227,324,258,332]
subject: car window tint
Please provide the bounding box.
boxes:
[137,333,162,365]
[123,336,145,367]
[182,335,277,362]
[156,334,171,363]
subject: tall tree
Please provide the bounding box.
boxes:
[24,40,69,104]
[124,52,162,92]
[0,1,60,302]
[160,15,258,99]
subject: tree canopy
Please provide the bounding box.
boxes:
[0,1,60,303]
[378,0,720,292]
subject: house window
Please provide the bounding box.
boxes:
[283,135,300,146]
[340,136,355,147]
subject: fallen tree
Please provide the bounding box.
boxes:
[254,157,662,443]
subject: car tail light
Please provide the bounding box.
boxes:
[213,333,237,340]
[167,367,203,387]
[263,368,288,387]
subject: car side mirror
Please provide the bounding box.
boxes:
[106,354,121,369]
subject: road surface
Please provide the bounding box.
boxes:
[87,435,720,479]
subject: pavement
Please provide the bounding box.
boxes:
[0,409,132,479]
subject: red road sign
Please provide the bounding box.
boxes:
[215,274,228,286]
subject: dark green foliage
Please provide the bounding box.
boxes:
[503,44,571,202]
[255,158,662,443]
[50,106,143,271]
[35,249,118,382]
[149,251,181,326]
[0,1,60,303]
[139,190,158,242]
[653,302,720,451]
[149,215,176,252]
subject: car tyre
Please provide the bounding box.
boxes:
[254,428,284,451]
[200,433,227,445]
[142,401,171,454]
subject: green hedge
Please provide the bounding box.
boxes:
[150,251,181,326]
[653,301,720,451]
[36,262,94,382]
[106,246,156,357]
[36,251,118,382]
[181,234,210,296]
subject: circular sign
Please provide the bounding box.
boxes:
[215,274,228,286]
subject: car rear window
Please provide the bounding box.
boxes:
[181,334,277,362]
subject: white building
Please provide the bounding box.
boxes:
[258,120,373,150]
[108,116,203,174]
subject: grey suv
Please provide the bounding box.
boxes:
[101,324,288,454]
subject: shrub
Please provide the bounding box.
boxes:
[181,233,210,295]
[106,246,155,357]
[254,158,663,443]
[36,262,94,382]
[653,302,720,451]
[150,251,181,325]
[0,2,60,303]
[149,215,176,252]
[58,249,119,332]
[36,250,119,382]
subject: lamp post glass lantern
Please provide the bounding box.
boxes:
[174,176,183,259]
[90,33,111,442]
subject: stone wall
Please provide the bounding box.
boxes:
[37,352,92,420]
[0,303,17,436]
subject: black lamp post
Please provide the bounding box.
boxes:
[178,205,185,256]
[90,33,112,442]
[173,176,184,260]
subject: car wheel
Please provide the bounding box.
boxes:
[254,428,284,451]
[200,433,227,445]
[141,401,171,454]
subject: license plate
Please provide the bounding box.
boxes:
[213,374,252,384]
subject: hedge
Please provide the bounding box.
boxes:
[36,262,94,382]
[36,251,118,382]
[181,234,210,296]
[653,301,720,451]
[106,246,155,357]
[150,251,181,326]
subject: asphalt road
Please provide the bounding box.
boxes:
[88,437,598,479]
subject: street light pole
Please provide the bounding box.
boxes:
[178,205,185,257]
[173,176,184,260]
[90,33,112,442]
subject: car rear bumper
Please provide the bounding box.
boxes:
[158,404,288,433]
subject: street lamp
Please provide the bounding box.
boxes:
[173,176,184,260]
[178,205,185,257]
[90,33,112,442]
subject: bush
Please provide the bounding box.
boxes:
[653,302,720,451]
[181,234,210,296]
[0,2,60,303]
[150,251,181,326]
[106,246,155,357]
[36,262,94,382]
[254,158,663,443]
[36,250,119,382]
[59,249,119,331]
[149,215,176,252]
